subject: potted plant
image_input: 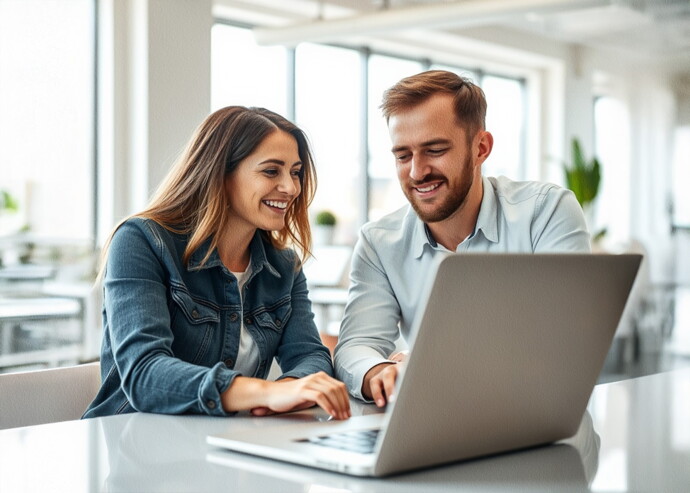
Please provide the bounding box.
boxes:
[313,210,337,246]
[0,189,20,267]
[563,138,606,242]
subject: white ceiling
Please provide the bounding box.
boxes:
[215,0,690,72]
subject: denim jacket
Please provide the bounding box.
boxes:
[83,217,333,418]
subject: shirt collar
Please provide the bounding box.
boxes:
[410,176,499,257]
[187,231,282,278]
[411,209,435,259]
[475,176,499,243]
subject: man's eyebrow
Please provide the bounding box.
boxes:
[421,138,452,147]
[391,139,451,153]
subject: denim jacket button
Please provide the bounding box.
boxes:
[224,358,234,368]
[191,309,200,319]
[229,312,239,322]
[207,400,216,409]
[245,317,252,325]
[275,319,282,327]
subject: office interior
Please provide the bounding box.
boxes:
[0,0,689,385]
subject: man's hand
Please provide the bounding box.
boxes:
[362,361,404,407]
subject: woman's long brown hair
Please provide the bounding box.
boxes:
[99,106,316,278]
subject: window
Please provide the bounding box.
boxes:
[368,54,424,221]
[210,23,530,240]
[482,75,525,180]
[671,126,690,226]
[0,0,95,242]
[211,23,288,115]
[594,95,631,243]
[295,43,362,244]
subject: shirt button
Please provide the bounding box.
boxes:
[207,400,216,409]
[245,317,252,325]
[224,358,234,368]
[191,309,199,319]
[229,312,239,322]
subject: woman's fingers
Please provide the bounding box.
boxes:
[303,372,350,419]
[266,372,350,420]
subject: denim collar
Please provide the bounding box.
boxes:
[187,231,282,279]
[410,176,499,257]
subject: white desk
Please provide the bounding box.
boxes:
[1,368,689,492]
[0,296,84,367]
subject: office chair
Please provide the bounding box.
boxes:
[0,361,100,430]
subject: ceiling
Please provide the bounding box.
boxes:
[216,0,690,71]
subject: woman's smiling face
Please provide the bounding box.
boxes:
[224,129,302,235]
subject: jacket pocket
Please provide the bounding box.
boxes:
[251,297,292,333]
[170,287,220,364]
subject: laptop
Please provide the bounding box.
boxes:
[207,253,641,477]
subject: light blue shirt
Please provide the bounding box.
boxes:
[334,176,591,400]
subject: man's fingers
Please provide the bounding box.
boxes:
[383,368,398,403]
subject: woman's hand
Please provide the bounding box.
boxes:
[223,372,351,420]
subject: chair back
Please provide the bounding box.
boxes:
[0,362,100,430]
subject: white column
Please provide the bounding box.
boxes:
[98,0,212,242]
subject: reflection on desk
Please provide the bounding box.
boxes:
[1,368,689,492]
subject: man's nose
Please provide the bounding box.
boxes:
[409,155,430,182]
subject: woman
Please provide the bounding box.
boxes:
[84,106,350,420]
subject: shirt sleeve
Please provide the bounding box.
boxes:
[531,187,592,253]
[104,221,239,416]
[274,267,335,380]
[334,228,401,401]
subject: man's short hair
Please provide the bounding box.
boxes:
[380,70,487,139]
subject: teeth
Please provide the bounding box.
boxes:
[415,183,440,193]
[264,200,288,209]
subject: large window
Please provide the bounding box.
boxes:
[368,54,424,221]
[594,95,631,244]
[211,23,288,115]
[482,75,525,180]
[0,0,95,242]
[210,23,529,243]
[295,43,362,245]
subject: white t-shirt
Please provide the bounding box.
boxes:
[231,265,260,376]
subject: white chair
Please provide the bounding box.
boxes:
[0,361,100,430]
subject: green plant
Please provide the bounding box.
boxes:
[564,138,600,209]
[563,138,606,241]
[0,189,19,213]
[315,210,337,226]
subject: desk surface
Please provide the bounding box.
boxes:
[1,368,689,492]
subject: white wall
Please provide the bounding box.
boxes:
[98,0,212,242]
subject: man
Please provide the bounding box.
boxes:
[334,70,590,407]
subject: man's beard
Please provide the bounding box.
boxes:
[404,156,474,223]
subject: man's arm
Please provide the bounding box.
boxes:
[532,187,592,253]
[334,229,403,401]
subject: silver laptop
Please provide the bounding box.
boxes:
[207,253,641,477]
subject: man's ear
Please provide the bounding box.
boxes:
[474,130,493,166]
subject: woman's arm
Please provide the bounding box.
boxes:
[221,372,350,420]
[105,220,240,415]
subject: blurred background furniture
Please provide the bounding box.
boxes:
[303,245,352,354]
[0,237,101,373]
[0,361,100,429]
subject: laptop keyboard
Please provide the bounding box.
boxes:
[298,429,380,454]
